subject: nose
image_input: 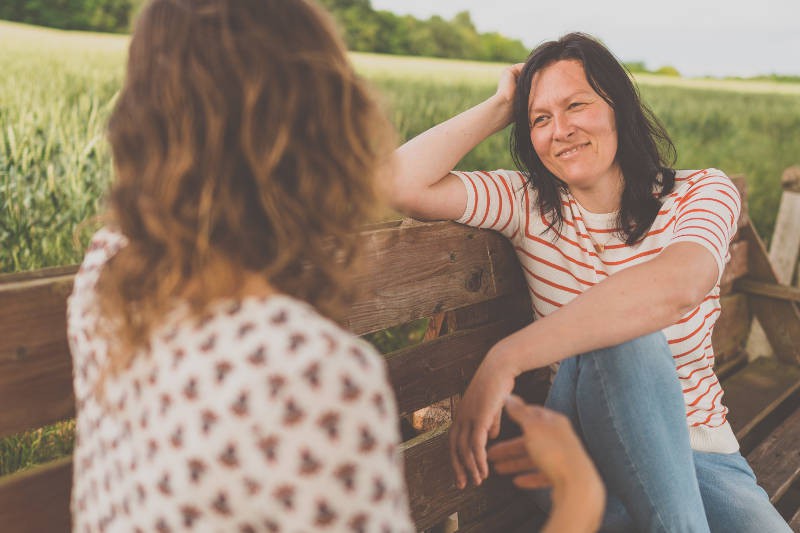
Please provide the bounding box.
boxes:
[552,112,575,140]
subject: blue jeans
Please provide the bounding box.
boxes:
[533,332,790,533]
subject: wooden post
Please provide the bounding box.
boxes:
[746,166,800,359]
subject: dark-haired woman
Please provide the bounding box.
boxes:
[389,33,790,532]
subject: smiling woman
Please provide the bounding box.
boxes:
[387,32,791,532]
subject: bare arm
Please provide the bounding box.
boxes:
[450,242,719,488]
[385,64,523,221]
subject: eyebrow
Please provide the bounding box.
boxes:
[528,90,595,115]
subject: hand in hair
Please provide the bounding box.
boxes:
[488,395,605,533]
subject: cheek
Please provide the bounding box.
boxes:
[529,129,549,160]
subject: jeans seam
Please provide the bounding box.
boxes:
[588,350,672,532]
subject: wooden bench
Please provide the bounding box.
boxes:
[2,177,800,532]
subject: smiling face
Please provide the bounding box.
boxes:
[528,59,622,205]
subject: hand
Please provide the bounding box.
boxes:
[488,396,605,533]
[449,353,516,489]
[495,63,525,103]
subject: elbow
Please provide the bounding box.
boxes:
[668,282,710,322]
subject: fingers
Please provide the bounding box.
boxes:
[487,436,527,462]
[449,423,468,490]
[513,471,551,490]
[492,455,537,475]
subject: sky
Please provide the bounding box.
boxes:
[370,0,800,78]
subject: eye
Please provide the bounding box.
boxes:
[568,101,586,110]
[531,114,549,127]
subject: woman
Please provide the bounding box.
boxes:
[67,0,412,530]
[389,32,790,532]
[67,1,600,531]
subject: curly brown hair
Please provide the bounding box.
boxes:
[97,0,393,377]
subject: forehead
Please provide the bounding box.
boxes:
[528,59,597,110]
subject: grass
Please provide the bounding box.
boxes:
[1,19,800,475]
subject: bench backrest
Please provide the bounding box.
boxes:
[0,177,773,532]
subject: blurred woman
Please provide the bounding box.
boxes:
[67,1,412,530]
[389,32,790,532]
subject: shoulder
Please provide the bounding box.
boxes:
[71,228,127,292]
[674,168,738,195]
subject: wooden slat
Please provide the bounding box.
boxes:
[731,175,749,229]
[348,222,524,335]
[737,280,800,303]
[457,494,542,533]
[400,424,521,531]
[723,358,800,441]
[386,317,525,416]
[719,240,749,295]
[789,506,800,531]
[746,407,800,502]
[741,222,800,364]
[0,457,72,533]
[712,293,751,363]
[0,274,75,438]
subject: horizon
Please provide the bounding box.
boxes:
[370,0,800,79]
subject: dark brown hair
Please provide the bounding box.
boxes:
[97,0,392,376]
[511,32,676,244]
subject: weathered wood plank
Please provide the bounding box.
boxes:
[348,222,524,335]
[0,274,75,438]
[723,358,800,441]
[789,506,800,532]
[736,280,800,303]
[768,186,800,284]
[386,317,526,416]
[719,241,749,296]
[746,407,800,503]
[0,457,72,533]
[400,424,521,531]
[741,222,800,364]
[457,494,542,533]
[731,175,749,229]
[712,294,751,364]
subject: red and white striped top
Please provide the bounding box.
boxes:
[454,168,741,453]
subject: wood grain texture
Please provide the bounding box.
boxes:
[400,424,524,531]
[712,294,751,364]
[347,222,524,335]
[736,280,800,303]
[386,317,526,416]
[789,506,800,532]
[0,457,72,533]
[723,358,800,441]
[0,274,75,438]
[719,241,749,296]
[746,407,800,502]
[731,175,749,229]
[768,189,800,283]
[741,222,800,364]
[457,494,544,533]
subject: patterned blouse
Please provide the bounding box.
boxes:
[67,229,414,533]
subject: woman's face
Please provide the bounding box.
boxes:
[528,59,621,194]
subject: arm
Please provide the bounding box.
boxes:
[451,241,719,488]
[384,65,523,221]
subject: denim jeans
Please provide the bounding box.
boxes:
[533,331,790,533]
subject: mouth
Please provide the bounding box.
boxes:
[556,142,590,158]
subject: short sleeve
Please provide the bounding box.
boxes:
[670,169,741,283]
[453,170,527,240]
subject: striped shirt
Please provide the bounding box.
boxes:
[454,168,741,453]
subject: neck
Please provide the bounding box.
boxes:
[569,169,623,214]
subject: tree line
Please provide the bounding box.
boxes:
[1,0,530,63]
[317,0,529,62]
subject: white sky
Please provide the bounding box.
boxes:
[370,0,800,77]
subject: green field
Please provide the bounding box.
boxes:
[2,20,800,274]
[2,17,800,478]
